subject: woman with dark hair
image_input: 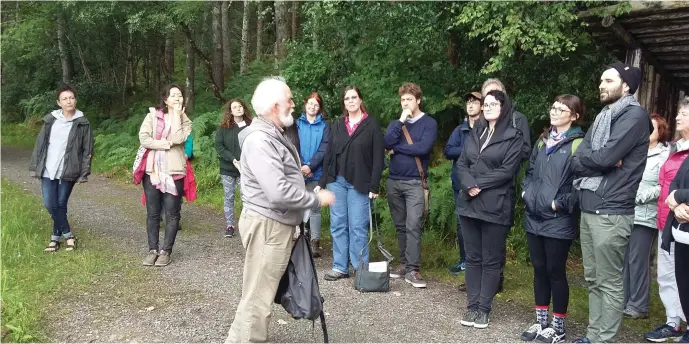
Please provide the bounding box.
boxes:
[30,84,94,252]
[519,95,586,343]
[622,114,671,320]
[137,84,192,266]
[215,98,252,238]
[296,92,330,257]
[319,86,385,281]
[456,89,523,329]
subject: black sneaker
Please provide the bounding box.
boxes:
[460,309,480,327]
[645,323,683,343]
[521,323,544,341]
[324,269,349,281]
[474,311,490,329]
[535,328,565,343]
[389,265,406,279]
[405,271,427,288]
[448,260,466,275]
[224,226,235,238]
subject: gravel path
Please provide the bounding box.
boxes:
[1,146,641,343]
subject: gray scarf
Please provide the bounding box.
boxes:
[575,94,640,191]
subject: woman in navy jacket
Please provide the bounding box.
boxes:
[296,92,330,258]
[520,95,585,343]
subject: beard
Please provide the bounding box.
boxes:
[279,112,294,127]
[600,85,624,105]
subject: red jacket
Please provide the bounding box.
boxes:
[657,141,689,231]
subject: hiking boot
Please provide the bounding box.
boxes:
[535,328,565,343]
[405,271,427,288]
[521,323,544,342]
[474,311,490,329]
[623,307,648,319]
[460,309,480,327]
[154,250,171,266]
[311,240,322,258]
[645,323,683,342]
[389,265,406,279]
[458,283,467,292]
[224,226,235,238]
[324,269,349,281]
[571,337,591,343]
[143,250,158,266]
[448,260,466,275]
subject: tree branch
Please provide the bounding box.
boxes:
[181,24,226,104]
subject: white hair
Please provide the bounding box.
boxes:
[481,78,506,96]
[251,76,288,116]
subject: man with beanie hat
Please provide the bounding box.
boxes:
[570,62,651,344]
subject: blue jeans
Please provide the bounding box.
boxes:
[327,176,370,274]
[454,189,466,262]
[41,178,76,241]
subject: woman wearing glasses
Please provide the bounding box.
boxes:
[319,85,385,281]
[457,90,524,329]
[519,95,585,343]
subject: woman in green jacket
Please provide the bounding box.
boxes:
[215,98,252,238]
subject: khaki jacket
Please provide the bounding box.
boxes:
[138,108,192,175]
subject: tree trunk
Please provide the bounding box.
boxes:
[152,40,161,97]
[212,1,224,91]
[165,36,174,82]
[291,1,299,40]
[240,0,250,75]
[182,25,226,104]
[274,1,289,58]
[185,36,196,114]
[256,1,263,61]
[56,11,74,83]
[221,0,231,76]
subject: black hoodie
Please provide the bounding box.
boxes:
[456,94,524,226]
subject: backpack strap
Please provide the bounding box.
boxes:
[571,138,583,155]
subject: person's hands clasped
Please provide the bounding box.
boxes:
[369,192,378,199]
[667,190,679,211]
[468,187,481,197]
[301,165,312,177]
[675,203,689,223]
[317,189,335,206]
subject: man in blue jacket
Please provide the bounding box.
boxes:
[445,91,482,278]
[384,82,438,288]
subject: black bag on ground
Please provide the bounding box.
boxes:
[274,223,329,342]
[354,202,394,293]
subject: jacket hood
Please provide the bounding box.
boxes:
[298,113,324,125]
[476,93,515,135]
[45,110,87,125]
[238,116,282,148]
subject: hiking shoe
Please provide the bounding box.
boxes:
[535,328,565,343]
[623,307,648,319]
[448,260,466,275]
[324,269,349,281]
[154,250,171,266]
[143,250,158,266]
[460,309,480,327]
[311,240,322,258]
[458,283,467,292]
[521,323,545,341]
[389,265,406,279]
[405,271,427,288]
[645,323,683,342]
[474,311,490,329]
[571,338,591,343]
[224,226,235,238]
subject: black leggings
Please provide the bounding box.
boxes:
[527,233,573,315]
[676,241,689,322]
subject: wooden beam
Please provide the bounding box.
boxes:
[641,36,689,45]
[664,64,689,71]
[637,29,689,39]
[619,11,689,25]
[648,46,689,53]
[629,22,689,35]
[601,18,685,92]
[579,1,689,19]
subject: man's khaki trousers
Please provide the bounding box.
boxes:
[225,209,294,343]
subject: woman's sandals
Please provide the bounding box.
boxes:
[64,237,77,251]
[44,240,60,252]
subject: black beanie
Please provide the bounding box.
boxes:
[609,62,642,94]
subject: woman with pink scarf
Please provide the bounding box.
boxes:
[138,84,192,267]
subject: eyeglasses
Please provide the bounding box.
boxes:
[550,107,572,116]
[467,99,480,105]
[483,102,500,110]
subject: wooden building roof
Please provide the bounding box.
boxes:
[581,1,689,93]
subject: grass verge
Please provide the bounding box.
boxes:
[1,123,40,149]
[0,179,147,342]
